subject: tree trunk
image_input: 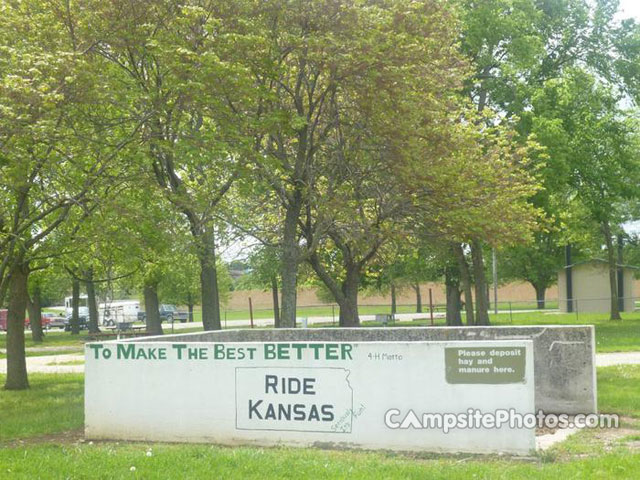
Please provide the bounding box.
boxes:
[602,221,621,320]
[280,198,302,328]
[144,283,163,335]
[187,292,194,323]
[617,235,624,312]
[27,285,44,343]
[390,283,397,317]
[471,239,490,325]
[534,284,546,310]
[70,278,80,335]
[414,284,422,313]
[485,282,490,311]
[271,275,280,328]
[445,269,462,326]
[84,268,100,334]
[453,243,475,326]
[0,276,8,310]
[338,265,360,327]
[5,263,29,390]
[198,229,221,331]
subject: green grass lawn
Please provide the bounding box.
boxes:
[0,367,639,479]
[478,311,640,353]
[218,304,640,353]
[487,311,640,353]
[200,307,640,355]
[219,304,432,322]
[307,311,640,353]
[217,299,559,323]
[0,330,89,350]
[0,374,84,441]
[597,365,640,418]
[1,442,638,479]
[0,348,85,360]
[2,310,639,353]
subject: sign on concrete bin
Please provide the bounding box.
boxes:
[151,326,596,414]
[86,339,535,455]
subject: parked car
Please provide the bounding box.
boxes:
[25,312,55,330]
[63,315,88,331]
[0,309,31,331]
[137,304,188,323]
[41,312,56,328]
[48,313,67,329]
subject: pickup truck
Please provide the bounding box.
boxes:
[137,304,188,323]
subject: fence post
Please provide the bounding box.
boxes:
[249,297,254,329]
[224,309,227,329]
[429,288,434,326]
[332,305,335,325]
[509,301,513,324]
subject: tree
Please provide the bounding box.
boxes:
[159,253,201,323]
[159,251,232,323]
[457,0,640,323]
[234,247,283,327]
[26,267,63,342]
[142,267,164,336]
[245,0,467,327]
[528,70,640,319]
[444,256,463,326]
[0,0,138,389]
[26,278,45,343]
[26,264,70,341]
[451,243,475,325]
[365,242,441,315]
[500,230,566,309]
[303,150,418,326]
[404,116,542,325]
[84,0,257,331]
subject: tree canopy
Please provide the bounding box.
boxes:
[2,0,639,389]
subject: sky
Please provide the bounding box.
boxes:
[618,0,640,22]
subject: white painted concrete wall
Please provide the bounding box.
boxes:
[85,339,535,455]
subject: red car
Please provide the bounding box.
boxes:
[0,309,41,331]
[40,312,55,328]
[25,312,54,330]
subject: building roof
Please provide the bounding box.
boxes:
[563,258,640,270]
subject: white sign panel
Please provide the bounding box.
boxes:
[85,340,535,454]
[235,367,353,432]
